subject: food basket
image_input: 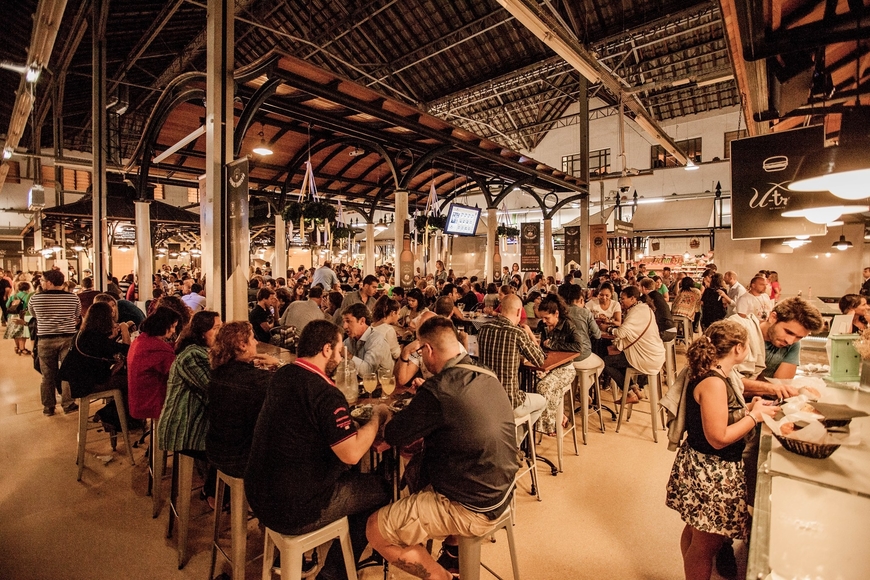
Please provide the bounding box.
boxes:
[773,434,841,459]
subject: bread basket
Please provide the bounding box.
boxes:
[773,434,841,459]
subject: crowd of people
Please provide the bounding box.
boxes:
[0,258,853,580]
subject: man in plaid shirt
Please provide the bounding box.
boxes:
[477,294,547,425]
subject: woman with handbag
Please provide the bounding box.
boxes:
[59,302,131,400]
[601,286,666,404]
[5,281,32,355]
[666,320,778,580]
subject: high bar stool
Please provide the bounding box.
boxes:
[209,470,250,580]
[148,417,169,518]
[662,338,678,388]
[261,516,357,580]
[673,315,694,346]
[615,368,665,443]
[513,413,541,501]
[76,388,135,481]
[573,354,606,444]
[457,504,520,580]
[554,379,579,472]
[166,452,195,569]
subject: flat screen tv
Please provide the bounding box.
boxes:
[443,203,481,236]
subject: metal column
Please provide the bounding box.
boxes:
[91,0,109,291]
[485,207,496,283]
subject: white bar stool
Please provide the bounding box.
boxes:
[76,388,135,481]
[166,452,195,569]
[555,380,579,472]
[148,417,169,518]
[673,315,694,346]
[662,338,678,388]
[513,413,540,501]
[457,505,520,580]
[261,516,357,580]
[573,355,606,444]
[615,368,665,443]
[209,470,250,580]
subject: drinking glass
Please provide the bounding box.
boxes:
[379,368,396,399]
[362,372,378,397]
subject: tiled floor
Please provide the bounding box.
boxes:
[0,341,751,580]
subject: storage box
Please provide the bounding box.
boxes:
[827,334,861,381]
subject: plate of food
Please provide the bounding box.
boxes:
[350,404,373,423]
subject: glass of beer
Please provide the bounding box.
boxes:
[378,368,395,400]
[362,372,378,397]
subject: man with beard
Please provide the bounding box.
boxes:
[245,319,392,580]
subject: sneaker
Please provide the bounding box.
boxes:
[715,540,738,579]
[63,402,79,414]
[436,545,459,574]
[43,407,56,416]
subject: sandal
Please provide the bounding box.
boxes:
[21,349,31,355]
[14,348,21,355]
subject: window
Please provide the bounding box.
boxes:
[187,187,199,203]
[561,148,611,177]
[723,130,748,159]
[589,148,611,177]
[650,138,702,168]
[62,168,91,192]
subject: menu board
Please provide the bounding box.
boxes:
[520,222,541,271]
[444,204,481,236]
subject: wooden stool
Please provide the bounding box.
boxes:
[166,452,195,569]
[573,355,606,444]
[615,368,665,443]
[555,380,579,472]
[673,315,694,346]
[513,413,540,501]
[457,505,520,580]
[209,471,250,580]
[662,339,678,388]
[76,389,135,481]
[261,516,357,580]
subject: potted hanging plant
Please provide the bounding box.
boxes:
[331,225,356,242]
[282,200,337,225]
[496,225,519,238]
[414,214,446,232]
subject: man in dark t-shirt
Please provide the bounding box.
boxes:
[248,287,276,343]
[245,320,391,580]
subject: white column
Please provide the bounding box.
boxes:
[34,213,45,272]
[485,208,496,283]
[274,212,287,281]
[542,218,554,279]
[364,222,375,275]
[134,201,152,307]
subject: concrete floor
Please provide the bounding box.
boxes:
[0,341,754,580]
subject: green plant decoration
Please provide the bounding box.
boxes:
[413,214,446,232]
[331,225,356,241]
[282,200,337,224]
[497,225,519,238]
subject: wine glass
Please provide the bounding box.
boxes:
[378,368,395,400]
[362,372,378,398]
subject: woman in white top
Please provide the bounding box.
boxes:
[601,286,665,404]
[370,295,402,360]
[588,282,622,327]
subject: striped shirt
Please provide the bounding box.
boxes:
[477,315,546,408]
[28,290,81,336]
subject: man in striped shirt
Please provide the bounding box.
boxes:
[28,270,81,416]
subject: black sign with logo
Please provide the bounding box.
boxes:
[564,226,581,264]
[731,126,831,240]
[520,222,540,272]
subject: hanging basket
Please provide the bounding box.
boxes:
[689,236,701,249]
[282,201,337,225]
[414,214,446,232]
[331,225,356,241]
[650,238,661,252]
[496,225,519,238]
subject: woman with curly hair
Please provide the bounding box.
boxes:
[666,320,777,580]
[205,321,281,478]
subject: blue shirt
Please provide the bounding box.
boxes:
[762,341,800,378]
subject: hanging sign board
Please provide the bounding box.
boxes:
[564,226,582,264]
[520,222,541,272]
[226,157,250,267]
[589,223,607,265]
[730,126,830,240]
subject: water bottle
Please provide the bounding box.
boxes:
[335,358,358,404]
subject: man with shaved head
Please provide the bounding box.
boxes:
[477,293,547,424]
